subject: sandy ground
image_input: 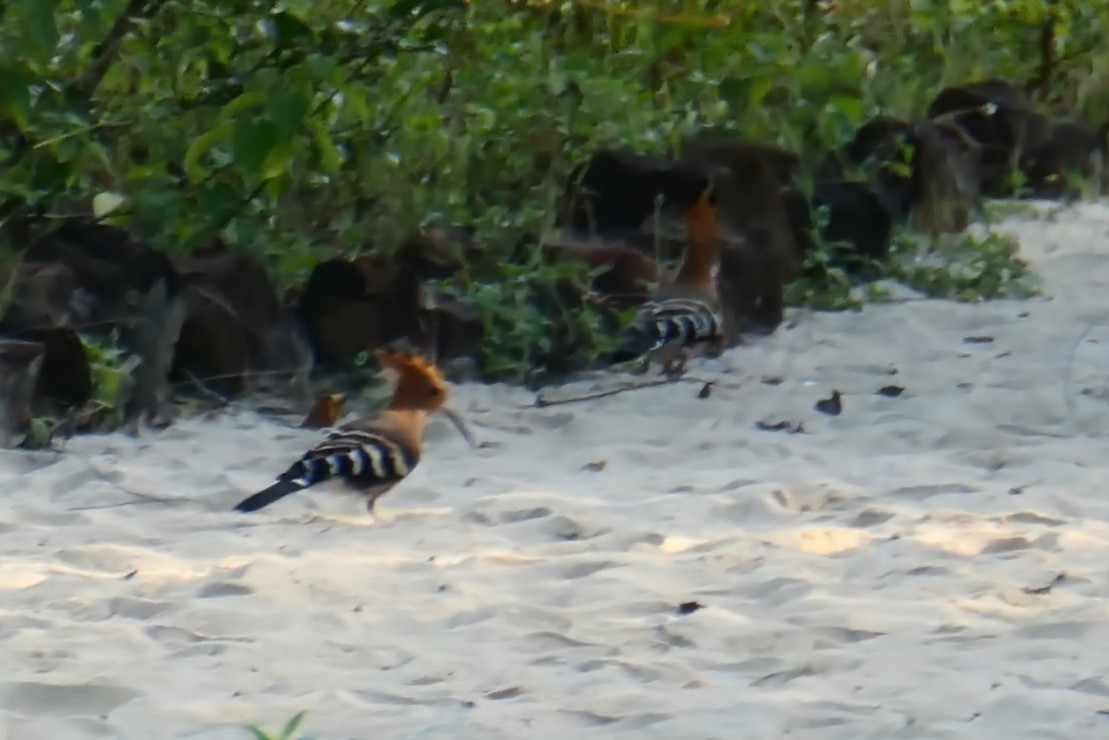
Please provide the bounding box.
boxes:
[4,201,1109,740]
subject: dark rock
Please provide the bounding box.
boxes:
[540,230,660,310]
[0,215,182,424]
[909,119,984,234]
[818,116,915,186]
[296,258,382,365]
[0,339,45,447]
[27,327,93,407]
[716,227,788,339]
[556,147,713,240]
[418,287,484,373]
[680,133,802,189]
[925,78,1049,197]
[783,180,893,274]
[680,137,803,279]
[19,218,180,325]
[314,299,384,364]
[173,242,301,397]
[816,115,983,237]
[172,284,251,397]
[1019,119,1109,200]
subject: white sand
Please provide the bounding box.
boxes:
[4,202,1109,740]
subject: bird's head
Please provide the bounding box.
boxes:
[377,347,478,448]
[377,348,450,412]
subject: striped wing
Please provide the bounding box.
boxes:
[284,428,420,489]
[638,297,722,352]
[232,427,422,513]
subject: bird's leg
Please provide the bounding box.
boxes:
[367,500,396,526]
[365,486,386,519]
[662,349,690,381]
[650,340,686,380]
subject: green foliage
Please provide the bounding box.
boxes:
[443,247,623,381]
[82,332,132,422]
[246,710,312,740]
[891,229,1038,301]
[0,0,1102,379]
[19,332,132,449]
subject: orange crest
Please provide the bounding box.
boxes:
[375,348,450,410]
[685,184,721,243]
[374,348,442,380]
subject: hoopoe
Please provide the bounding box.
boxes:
[609,184,726,376]
[233,348,474,514]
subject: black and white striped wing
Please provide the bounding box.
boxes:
[232,428,421,513]
[298,428,420,487]
[639,297,722,351]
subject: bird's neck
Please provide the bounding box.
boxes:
[673,197,722,290]
[672,250,718,289]
[377,407,429,448]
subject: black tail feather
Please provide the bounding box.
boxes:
[233,478,310,513]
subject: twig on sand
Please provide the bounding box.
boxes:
[66,461,190,511]
[531,375,714,408]
[184,370,233,408]
[67,496,181,511]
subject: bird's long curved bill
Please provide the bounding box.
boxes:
[440,406,478,449]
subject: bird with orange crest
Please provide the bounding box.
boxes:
[609,182,726,377]
[233,347,475,514]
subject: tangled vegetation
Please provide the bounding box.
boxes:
[0,0,1105,383]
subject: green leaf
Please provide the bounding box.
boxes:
[84,140,114,175]
[828,94,865,128]
[223,91,268,118]
[0,171,37,199]
[717,76,744,107]
[182,121,232,184]
[184,22,210,48]
[305,53,338,82]
[232,214,261,247]
[272,10,314,47]
[309,120,342,173]
[92,191,127,218]
[196,181,239,219]
[263,172,293,200]
[15,0,58,63]
[29,154,76,195]
[233,119,280,179]
[261,138,294,181]
[267,88,312,139]
[281,711,307,739]
[0,62,32,128]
